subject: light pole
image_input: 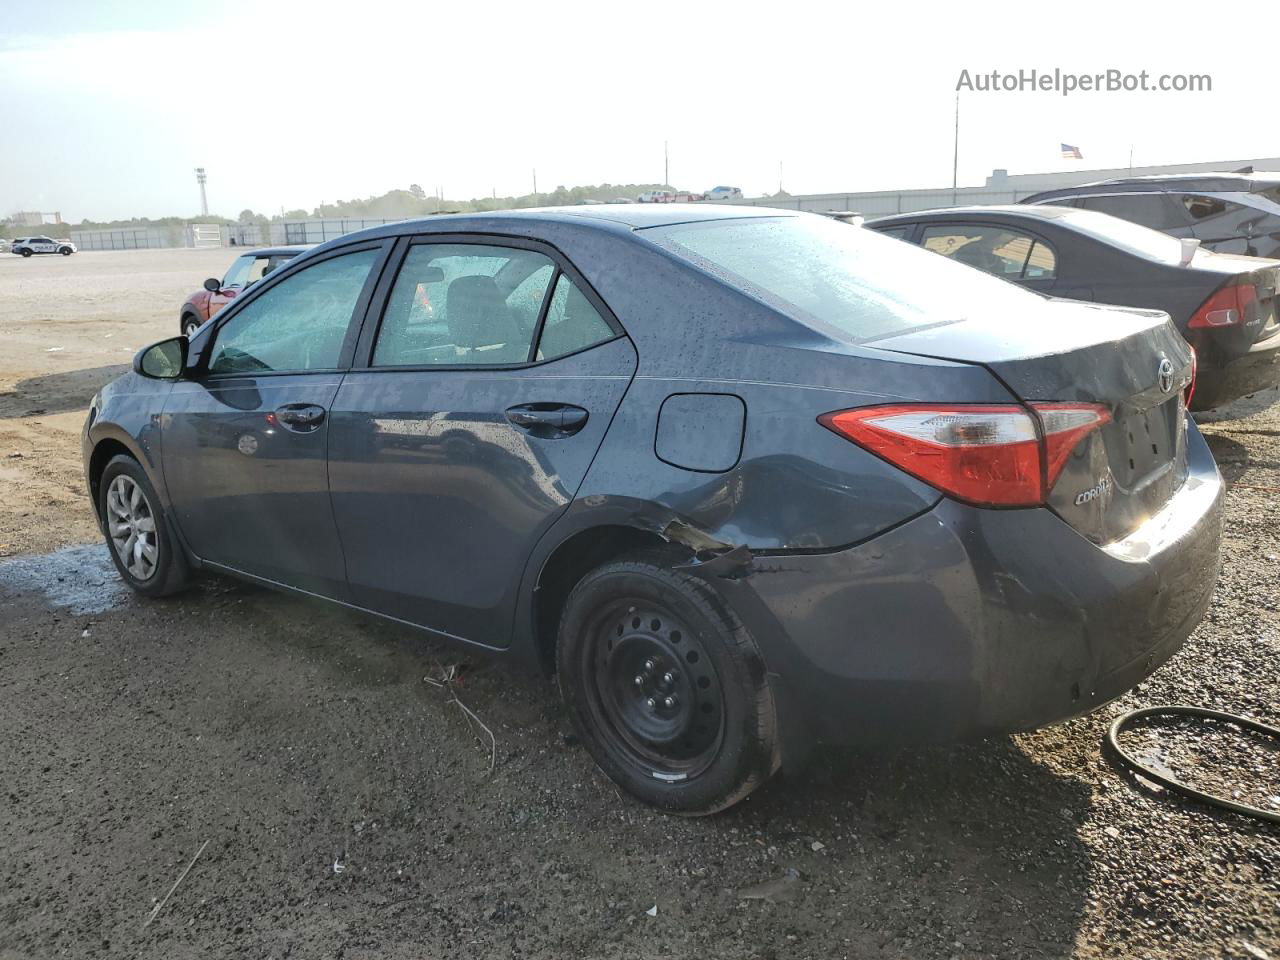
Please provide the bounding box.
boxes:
[951,93,960,205]
[195,167,208,217]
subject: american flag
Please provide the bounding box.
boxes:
[1061,143,1083,159]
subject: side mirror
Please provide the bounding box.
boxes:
[203,277,221,292]
[133,336,188,380]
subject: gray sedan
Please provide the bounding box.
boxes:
[83,206,1222,813]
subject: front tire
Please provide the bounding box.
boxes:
[557,551,779,814]
[181,314,201,337]
[98,454,190,597]
[59,247,72,256]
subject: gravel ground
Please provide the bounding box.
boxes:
[0,249,1276,959]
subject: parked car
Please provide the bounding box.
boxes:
[11,235,76,256]
[87,207,1221,814]
[868,205,1280,410]
[1021,172,1280,260]
[179,246,306,335]
[637,190,675,203]
[703,186,743,201]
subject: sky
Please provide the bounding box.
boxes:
[1,0,1275,222]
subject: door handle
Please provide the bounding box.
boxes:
[273,403,327,433]
[505,403,589,437]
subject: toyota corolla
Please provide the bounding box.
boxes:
[83,206,1223,814]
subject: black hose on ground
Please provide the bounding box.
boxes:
[1105,705,1279,824]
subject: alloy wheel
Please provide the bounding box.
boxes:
[105,474,159,581]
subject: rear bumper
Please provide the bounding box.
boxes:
[1191,327,1280,410]
[728,421,1223,746]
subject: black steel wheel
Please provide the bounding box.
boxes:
[588,600,725,781]
[557,549,778,814]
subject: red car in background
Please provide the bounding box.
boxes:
[179,246,306,335]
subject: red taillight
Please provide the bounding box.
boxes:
[1188,280,1257,329]
[819,402,1110,507]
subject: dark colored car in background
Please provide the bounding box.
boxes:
[179,246,306,335]
[868,205,1280,410]
[1021,171,1280,259]
[85,207,1221,813]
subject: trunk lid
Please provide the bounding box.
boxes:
[868,298,1194,544]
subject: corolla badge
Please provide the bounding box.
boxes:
[1157,357,1174,393]
[1074,476,1112,506]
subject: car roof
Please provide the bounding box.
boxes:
[1023,171,1280,202]
[869,205,1079,226]
[242,245,308,257]
[307,204,800,250]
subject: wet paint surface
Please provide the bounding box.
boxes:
[0,543,129,614]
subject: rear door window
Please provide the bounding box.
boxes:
[372,244,552,367]
[920,224,1055,280]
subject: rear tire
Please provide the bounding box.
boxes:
[557,550,778,814]
[20,249,31,258]
[98,454,190,597]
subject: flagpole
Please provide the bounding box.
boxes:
[951,92,960,205]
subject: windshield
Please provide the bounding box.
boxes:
[644,215,1039,342]
[1054,208,1187,263]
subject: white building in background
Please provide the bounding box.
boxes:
[11,210,62,226]
[728,156,1280,217]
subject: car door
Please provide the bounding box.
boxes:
[918,222,1059,295]
[160,242,388,596]
[327,236,637,645]
[33,237,55,254]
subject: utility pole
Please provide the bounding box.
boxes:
[778,161,783,195]
[951,92,960,205]
[195,167,208,217]
[664,140,669,187]
[1128,145,1134,173]
[532,169,537,198]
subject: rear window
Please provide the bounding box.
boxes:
[1054,209,1187,264]
[1253,186,1280,208]
[644,215,1038,342]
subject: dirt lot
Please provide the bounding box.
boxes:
[0,248,1276,960]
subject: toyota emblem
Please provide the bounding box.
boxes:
[1157,357,1174,394]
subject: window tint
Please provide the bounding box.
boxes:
[1076,193,1186,230]
[207,249,377,375]
[1182,195,1229,220]
[221,254,255,289]
[646,215,1039,343]
[536,274,615,360]
[920,224,1054,279]
[372,244,552,367]
[876,226,909,240]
